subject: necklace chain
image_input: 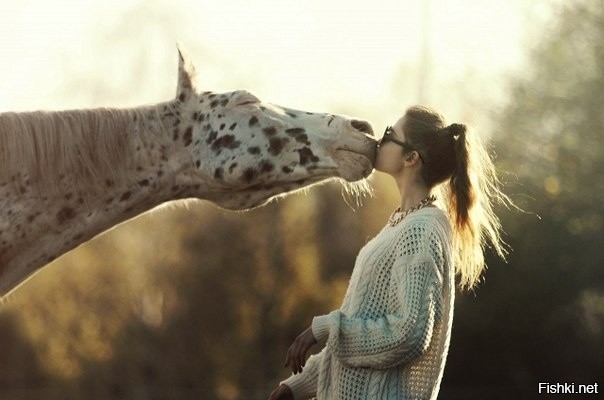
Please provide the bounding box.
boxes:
[388,195,437,226]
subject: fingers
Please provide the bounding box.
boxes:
[285,339,309,374]
[284,327,318,374]
[285,343,298,374]
[287,346,300,373]
[294,342,304,374]
[284,348,290,369]
[285,344,299,374]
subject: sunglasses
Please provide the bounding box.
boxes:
[382,126,426,164]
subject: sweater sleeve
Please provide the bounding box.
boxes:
[312,253,443,370]
[280,348,326,400]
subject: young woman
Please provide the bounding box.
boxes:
[268,105,509,400]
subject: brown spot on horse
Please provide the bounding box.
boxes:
[211,135,241,153]
[297,147,320,166]
[120,192,132,202]
[57,207,76,224]
[183,126,193,146]
[263,126,277,137]
[242,168,258,184]
[268,138,289,156]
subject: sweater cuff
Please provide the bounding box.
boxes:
[312,311,336,343]
[281,374,316,400]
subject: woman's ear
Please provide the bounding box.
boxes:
[403,151,421,167]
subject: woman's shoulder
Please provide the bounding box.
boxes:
[393,207,453,255]
[394,208,452,275]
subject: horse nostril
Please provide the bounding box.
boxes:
[351,120,374,136]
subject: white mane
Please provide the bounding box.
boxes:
[0,108,146,194]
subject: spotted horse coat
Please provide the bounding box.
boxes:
[0,48,377,297]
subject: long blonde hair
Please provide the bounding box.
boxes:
[402,105,510,290]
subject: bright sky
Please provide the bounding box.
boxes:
[0,0,557,128]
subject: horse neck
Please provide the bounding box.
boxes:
[0,102,188,296]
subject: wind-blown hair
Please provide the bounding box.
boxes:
[402,105,511,290]
[0,108,146,195]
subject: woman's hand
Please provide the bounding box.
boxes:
[284,326,317,374]
[268,384,294,400]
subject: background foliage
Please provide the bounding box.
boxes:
[1,1,602,399]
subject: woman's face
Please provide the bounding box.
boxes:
[374,116,407,174]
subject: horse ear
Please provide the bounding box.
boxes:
[176,44,198,102]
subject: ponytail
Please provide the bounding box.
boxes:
[403,106,511,290]
[448,123,474,230]
[444,123,509,290]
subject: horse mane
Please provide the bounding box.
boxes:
[0,108,146,195]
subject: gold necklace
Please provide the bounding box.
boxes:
[388,195,437,226]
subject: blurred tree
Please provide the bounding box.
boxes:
[24,185,375,400]
[441,0,604,397]
[0,311,50,400]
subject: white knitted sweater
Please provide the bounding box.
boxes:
[282,207,454,400]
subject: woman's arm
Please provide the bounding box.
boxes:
[312,256,443,369]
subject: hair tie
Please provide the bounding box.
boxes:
[448,123,466,141]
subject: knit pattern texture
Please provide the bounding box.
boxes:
[282,207,454,400]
